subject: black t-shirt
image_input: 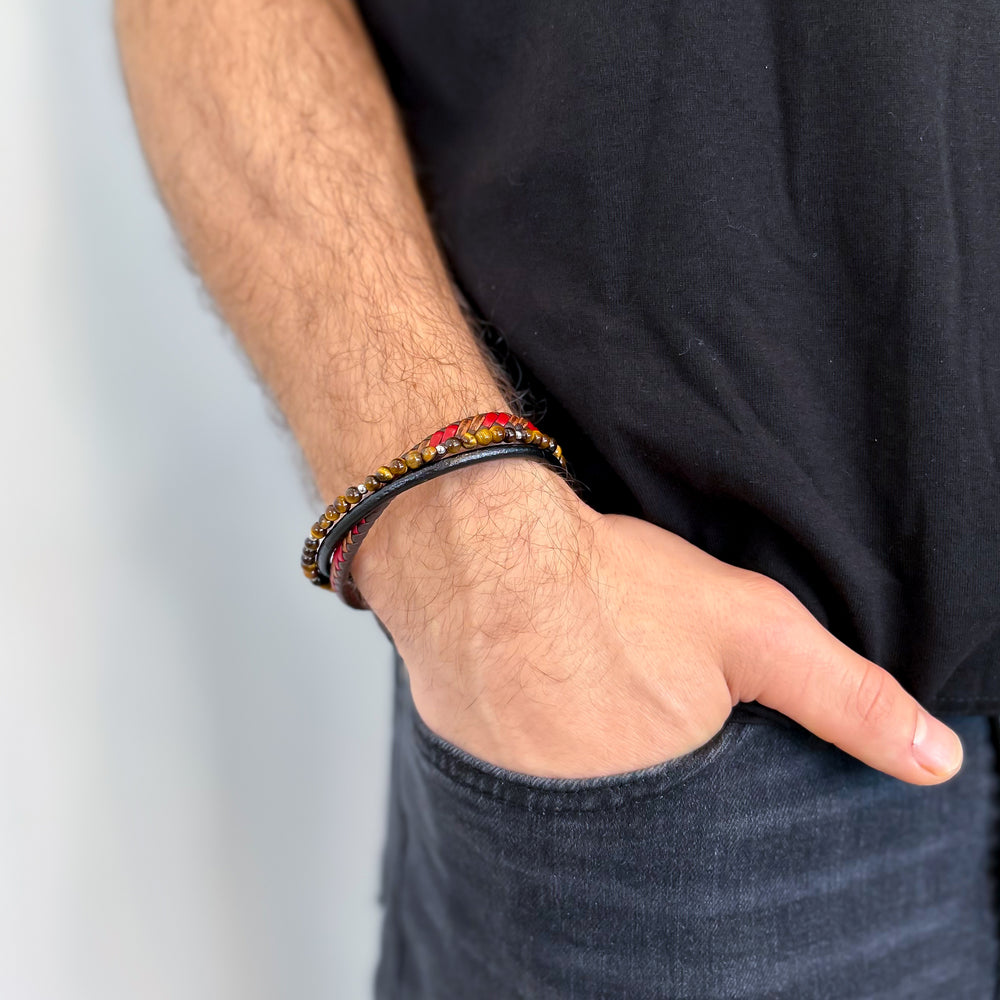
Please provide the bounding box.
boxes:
[357,1,1000,713]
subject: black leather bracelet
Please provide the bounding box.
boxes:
[315,440,567,609]
[299,411,568,609]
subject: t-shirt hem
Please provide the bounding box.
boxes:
[924,697,1000,716]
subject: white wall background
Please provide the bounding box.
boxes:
[1,3,394,998]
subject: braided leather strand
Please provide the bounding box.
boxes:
[299,412,568,609]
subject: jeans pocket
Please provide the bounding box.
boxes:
[402,661,762,813]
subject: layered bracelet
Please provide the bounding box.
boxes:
[299,411,568,610]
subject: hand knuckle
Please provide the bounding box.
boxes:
[731,575,809,659]
[850,664,895,728]
[737,572,805,616]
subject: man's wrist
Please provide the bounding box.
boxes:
[350,454,591,625]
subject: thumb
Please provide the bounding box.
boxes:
[742,617,964,786]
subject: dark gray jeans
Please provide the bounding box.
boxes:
[376,649,1000,999]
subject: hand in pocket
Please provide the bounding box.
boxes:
[352,459,963,785]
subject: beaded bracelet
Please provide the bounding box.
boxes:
[300,411,567,609]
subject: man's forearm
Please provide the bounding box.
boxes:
[116,0,578,616]
[114,0,583,611]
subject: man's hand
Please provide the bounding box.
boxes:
[355,460,964,786]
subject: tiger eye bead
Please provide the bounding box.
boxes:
[444,436,464,454]
[324,505,341,521]
[554,444,563,461]
[420,445,438,463]
[461,432,479,448]
[344,487,362,504]
[333,496,351,514]
[475,427,494,446]
[376,466,395,482]
[363,476,381,492]
[539,435,550,449]
[389,458,408,476]
[302,565,319,579]
[310,522,327,539]
[403,450,423,469]
[490,423,504,442]
[503,425,518,442]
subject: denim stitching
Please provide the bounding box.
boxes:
[410,710,757,813]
